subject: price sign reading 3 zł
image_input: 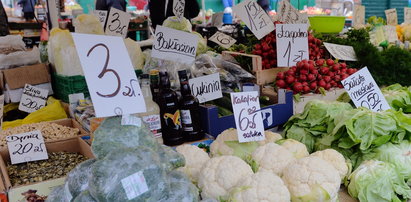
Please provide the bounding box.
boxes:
[72,33,146,117]
[231,91,265,143]
[105,7,130,38]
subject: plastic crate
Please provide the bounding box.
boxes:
[51,73,89,103]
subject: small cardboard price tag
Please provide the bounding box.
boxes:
[6,130,48,164]
[151,25,199,64]
[72,33,146,118]
[276,24,309,67]
[209,32,237,49]
[231,91,265,143]
[384,25,399,43]
[405,7,411,24]
[68,93,85,105]
[342,67,390,112]
[121,171,149,200]
[121,114,142,127]
[233,0,275,40]
[277,1,309,24]
[211,12,224,27]
[93,10,108,27]
[18,84,48,113]
[385,8,398,26]
[324,42,357,61]
[189,73,223,103]
[173,0,185,20]
[105,7,130,38]
[353,5,365,27]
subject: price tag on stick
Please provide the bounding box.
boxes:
[231,91,265,143]
[7,130,48,164]
[385,8,398,26]
[105,7,130,38]
[189,73,223,103]
[18,84,49,113]
[276,24,309,67]
[353,5,365,27]
[233,0,275,40]
[209,32,237,49]
[342,67,390,112]
[93,10,108,27]
[173,0,185,20]
[72,33,146,118]
[277,1,309,24]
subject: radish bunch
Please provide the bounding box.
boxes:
[308,35,325,60]
[275,59,358,94]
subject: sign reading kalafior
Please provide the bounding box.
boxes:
[151,25,199,64]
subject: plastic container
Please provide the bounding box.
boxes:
[308,16,346,33]
[51,73,90,103]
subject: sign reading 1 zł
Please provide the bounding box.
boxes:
[276,24,309,67]
[231,91,265,143]
[72,33,146,117]
[233,0,274,40]
[342,67,390,112]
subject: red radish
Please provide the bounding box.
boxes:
[340,68,347,74]
[300,69,309,75]
[326,59,334,66]
[277,72,285,80]
[338,83,344,88]
[334,75,341,82]
[320,67,329,75]
[341,73,349,80]
[340,63,347,69]
[299,75,307,81]
[318,80,326,88]
[303,86,311,93]
[332,64,340,71]
[293,82,303,93]
[303,63,310,70]
[347,68,356,75]
[276,80,286,88]
[286,87,291,90]
[302,81,309,86]
[308,60,315,66]
[307,74,316,81]
[310,82,317,90]
[316,59,325,66]
[291,66,297,72]
[311,69,319,75]
[297,61,304,69]
[323,76,331,83]
[317,75,323,80]
[308,64,316,72]
[286,70,295,76]
[286,76,295,84]
[327,71,335,77]
[325,83,331,90]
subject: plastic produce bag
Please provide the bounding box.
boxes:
[158,145,185,171]
[88,147,170,201]
[45,185,70,202]
[73,190,97,202]
[160,170,200,202]
[73,14,104,35]
[0,35,26,50]
[0,47,40,69]
[91,116,159,158]
[3,97,68,130]
[65,159,97,198]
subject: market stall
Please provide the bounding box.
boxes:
[1,0,411,201]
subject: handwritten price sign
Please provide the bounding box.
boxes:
[277,0,308,24]
[173,0,185,20]
[209,32,237,49]
[405,8,411,24]
[105,7,130,38]
[7,130,48,164]
[276,24,309,67]
[324,42,357,61]
[189,73,223,103]
[342,67,390,112]
[353,5,365,27]
[231,91,265,143]
[385,8,398,26]
[93,10,108,27]
[72,33,146,117]
[18,84,49,113]
[233,0,274,40]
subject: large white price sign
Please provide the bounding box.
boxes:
[105,7,130,38]
[233,0,275,40]
[231,91,265,143]
[209,32,237,49]
[342,67,390,112]
[189,73,223,103]
[72,33,146,117]
[385,8,398,26]
[7,130,48,164]
[276,24,309,67]
[151,25,199,64]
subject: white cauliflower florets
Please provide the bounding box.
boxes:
[277,139,309,159]
[282,156,341,202]
[210,129,283,158]
[198,156,254,200]
[230,171,291,202]
[251,143,296,176]
[176,144,210,183]
[311,149,349,180]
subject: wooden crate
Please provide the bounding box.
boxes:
[221,51,289,85]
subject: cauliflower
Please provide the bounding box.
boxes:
[176,144,210,183]
[282,156,341,202]
[311,149,350,181]
[276,139,309,159]
[210,128,283,159]
[198,156,254,200]
[73,14,104,35]
[251,143,296,176]
[230,171,290,202]
[124,38,145,70]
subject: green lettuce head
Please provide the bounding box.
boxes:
[348,160,411,202]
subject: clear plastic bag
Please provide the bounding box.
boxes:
[45,185,71,202]
[65,159,97,199]
[160,170,200,202]
[0,35,26,50]
[72,190,97,202]
[0,47,40,69]
[158,145,185,171]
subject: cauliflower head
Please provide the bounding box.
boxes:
[198,156,254,200]
[230,171,290,202]
[251,143,296,176]
[276,139,309,159]
[311,149,349,181]
[258,131,283,145]
[176,144,210,183]
[73,14,104,35]
[282,156,341,202]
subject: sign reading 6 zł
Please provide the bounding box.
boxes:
[72,33,146,117]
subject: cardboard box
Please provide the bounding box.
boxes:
[2,63,53,103]
[46,118,89,139]
[0,137,94,201]
[200,90,293,138]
